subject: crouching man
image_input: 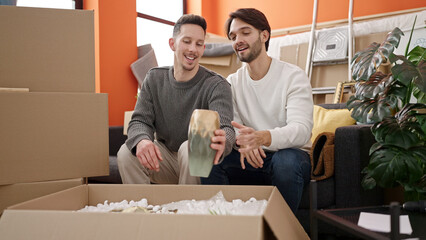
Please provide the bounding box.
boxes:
[117,14,235,185]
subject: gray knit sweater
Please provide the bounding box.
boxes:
[126,65,235,159]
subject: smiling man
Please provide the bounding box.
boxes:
[201,8,313,214]
[117,14,235,185]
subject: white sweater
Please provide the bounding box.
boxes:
[227,58,313,151]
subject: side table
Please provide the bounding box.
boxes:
[310,180,425,240]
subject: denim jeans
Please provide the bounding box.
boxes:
[201,148,311,213]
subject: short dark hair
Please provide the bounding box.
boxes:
[173,14,207,37]
[225,8,271,51]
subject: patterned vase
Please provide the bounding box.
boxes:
[188,109,219,177]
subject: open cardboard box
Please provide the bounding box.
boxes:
[0,184,309,240]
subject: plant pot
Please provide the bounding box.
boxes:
[384,185,405,204]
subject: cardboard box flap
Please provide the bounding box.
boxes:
[0,6,95,92]
[7,184,273,210]
[0,178,83,214]
[264,188,310,240]
[7,184,89,211]
[0,210,264,240]
[0,92,109,185]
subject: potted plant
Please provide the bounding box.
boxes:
[347,18,426,201]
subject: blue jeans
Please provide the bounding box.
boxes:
[201,148,311,213]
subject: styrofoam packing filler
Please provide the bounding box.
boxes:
[77,191,268,215]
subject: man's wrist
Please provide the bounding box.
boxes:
[260,130,271,147]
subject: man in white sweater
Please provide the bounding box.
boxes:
[201,8,313,213]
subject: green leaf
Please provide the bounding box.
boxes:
[395,103,426,127]
[402,173,426,201]
[417,114,426,140]
[351,42,381,81]
[413,87,426,103]
[351,28,404,81]
[413,60,426,93]
[368,147,422,188]
[407,46,426,64]
[373,104,426,149]
[347,97,379,123]
[405,155,423,184]
[355,72,389,99]
[362,171,377,190]
[369,149,403,187]
[348,73,408,123]
[385,79,408,103]
[405,15,417,57]
[369,142,384,155]
[419,175,426,189]
[391,55,420,87]
[412,146,426,164]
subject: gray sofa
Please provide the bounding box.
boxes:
[90,103,384,235]
[297,103,384,234]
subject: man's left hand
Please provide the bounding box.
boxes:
[240,147,266,169]
[232,121,271,153]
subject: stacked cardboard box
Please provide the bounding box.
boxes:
[0,6,309,240]
[0,6,109,213]
[280,32,388,104]
[199,33,242,79]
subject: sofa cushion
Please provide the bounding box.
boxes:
[88,156,122,184]
[311,105,356,143]
[109,126,127,155]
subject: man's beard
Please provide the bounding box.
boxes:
[237,37,263,63]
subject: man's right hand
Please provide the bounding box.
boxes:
[136,139,163,172]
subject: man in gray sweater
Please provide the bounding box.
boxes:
[117,14,235,184]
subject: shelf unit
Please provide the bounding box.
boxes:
[305,0,355,103]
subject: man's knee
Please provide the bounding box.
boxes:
[219,149,241,168]
[178,141,189,164]
[117,144,135,167]
[178,141,188,155]
[272,149,309,170]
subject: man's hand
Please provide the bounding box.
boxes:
[210,129,226,165]
[232,121,271,153]
[136,139,163,172]
[240,147,266,169]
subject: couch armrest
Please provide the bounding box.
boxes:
[109,126,127,156]
[334,124,384,208]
